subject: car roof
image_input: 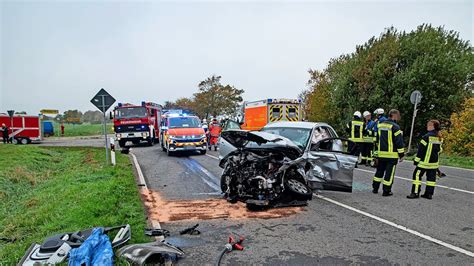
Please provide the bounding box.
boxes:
[263,121,330,129]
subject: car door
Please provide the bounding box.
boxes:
[217,120,242,160]
[304,126,357,192]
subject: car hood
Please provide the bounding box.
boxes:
[220,130,302,155]
[168,128,205,136]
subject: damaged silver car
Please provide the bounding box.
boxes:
[218,122,357,208]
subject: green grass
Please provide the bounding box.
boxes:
[0,145,150,263]
[49,122,113,137]
[405,154,474,169]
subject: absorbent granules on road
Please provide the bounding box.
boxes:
[140,189,305,222]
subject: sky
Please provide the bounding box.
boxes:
[0,0,472,114]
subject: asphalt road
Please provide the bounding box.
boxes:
[129,144,474,265]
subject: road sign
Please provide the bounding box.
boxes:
[7,110,14,118]
[90,88,116,165]
[408,90,422,153]
[65,117,81,123]
[40,109,59,115]
[90,88,116,113]
[410,90,422,105]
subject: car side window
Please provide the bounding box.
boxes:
[223,121,241,131]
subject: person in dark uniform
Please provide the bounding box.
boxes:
[2,123,9,144]
[372,109,405,196]
[407,120,443,200]
[346,111,364,158]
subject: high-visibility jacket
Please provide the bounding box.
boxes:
[373,116,387,137]
[375,119,405,159]
[346,120,364,143]
[414,131,443,169]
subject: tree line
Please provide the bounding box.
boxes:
[300,24,473,154]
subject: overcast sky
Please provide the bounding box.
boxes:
[0,1,472,114]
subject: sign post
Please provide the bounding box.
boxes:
[90,88,116,164]
[407,90,422,153]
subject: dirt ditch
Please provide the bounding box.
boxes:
[140,188,305,223]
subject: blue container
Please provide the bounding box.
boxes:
[42,121,54,136]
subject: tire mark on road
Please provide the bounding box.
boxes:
[180,157,221,191]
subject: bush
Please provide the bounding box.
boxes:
[443,97,474,156]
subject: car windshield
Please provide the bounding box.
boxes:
[261,127,312,149]
[168,117,201,128]
[115,107,147,119]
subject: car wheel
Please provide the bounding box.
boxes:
[12,138,19,144]
[20,138,29,145]
[199,149,207,155]
[285,179,312,200]
[220,175,229,193]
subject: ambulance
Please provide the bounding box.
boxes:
[241,98,302,131]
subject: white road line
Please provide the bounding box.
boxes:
[441,165,474,172]
[130,153,147,188]
[206,154,219,160]
[356,168,474,195]
[314,193,474,258]
[130,152,164,240]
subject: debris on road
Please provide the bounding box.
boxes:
[141,189,305,222]
[116,240,184,265]
[215,233,245,266]
[144,228,171,237]
[179,224,201,235]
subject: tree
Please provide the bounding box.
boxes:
[82,110,103,124]
[306,25,474,138]
[193,75,244,118]
[174,97,195,111]
[442,97,474,156]
[62,110,83,124]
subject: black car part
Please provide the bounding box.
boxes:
[117,240,184,265]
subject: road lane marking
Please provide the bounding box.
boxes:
[440,165,474,172]
[131,152,147,188]
[182,158,221,191]
[314,193,474,258]
[206,154,219,160]
[356,168,474,195]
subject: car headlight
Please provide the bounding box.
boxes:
[169,135,178,140]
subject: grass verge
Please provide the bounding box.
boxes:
[0,145,149,263]
[405,154,474,169]
[51,122,113,137]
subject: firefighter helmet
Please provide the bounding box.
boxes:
[353,111,362,118]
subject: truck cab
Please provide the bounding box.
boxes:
[113,102,162,147]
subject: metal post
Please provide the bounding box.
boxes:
[102,95,109,164]
[407,101,418,153]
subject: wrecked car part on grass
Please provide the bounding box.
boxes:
[219,130,357,209]
[18,224,131,266]
[117,240,184,265]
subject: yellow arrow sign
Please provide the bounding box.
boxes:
[40,109,59,115]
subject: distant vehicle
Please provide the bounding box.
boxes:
[42,121,54,137]
[0,114,41,144]
[241,98,302,131]
[160,114,207,156]
[111,102,162,147]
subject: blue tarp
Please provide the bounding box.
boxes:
[68,228,113,266]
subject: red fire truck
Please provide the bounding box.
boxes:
[112,102,162,147]
[0,114,42,144]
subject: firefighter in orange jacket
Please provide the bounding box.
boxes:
[208,118,221,151]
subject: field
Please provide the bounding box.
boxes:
[50,122,113,137]
[0,145,149,263]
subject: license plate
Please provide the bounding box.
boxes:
[183,146,195,150]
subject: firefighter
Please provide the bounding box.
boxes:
[407,120,443,200]
[208,118,221,151]
[361,111,375,166]
[372,108,387,135]
[346,111,364,158]
[202,119,208,133]
[372,109,405,196]
[2,123,9,144]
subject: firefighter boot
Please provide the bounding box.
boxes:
[406,193,419,199]
[421,194,433,200]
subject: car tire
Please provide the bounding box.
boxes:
[12,138,19,145]
[20,138,29,145]
[220,175,229,193]
[284,179,312,200]
[199,149,207,155]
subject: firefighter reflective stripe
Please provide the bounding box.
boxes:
[394,130,402,136]
[420,139,428,146]
[413,169,422,193]
[414,157,421,162]
[418,136,443,169]
[373,176,383,183]
[397,148,405,153]
[350,121,364,142]
[426,181,436,187]
[377,123,399,159]
[269,105,283,122]
[383,164,396,186]
[377,151,399,159]
[285,105,299,121]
